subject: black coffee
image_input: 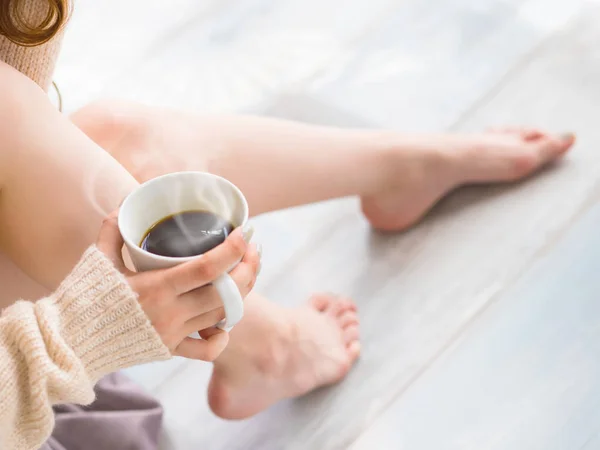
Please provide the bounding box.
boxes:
[140,210,234,257]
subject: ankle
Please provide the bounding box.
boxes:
[214,305,296,379]
[377,132,458,192]
[253,310,296,378]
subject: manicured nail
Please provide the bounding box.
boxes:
[257,260,262,277]
[560,132,575,142]
[256,243,263,259]
[241,223,254,243]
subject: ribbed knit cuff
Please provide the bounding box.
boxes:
[52,246,171,382]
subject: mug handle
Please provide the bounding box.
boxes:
[213,273,244,331]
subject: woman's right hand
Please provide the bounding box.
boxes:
[96,210,261,362]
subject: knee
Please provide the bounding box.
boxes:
[70,100,154,151]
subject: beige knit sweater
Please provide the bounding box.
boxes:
[0,247,170,450]
[0,0,65,91]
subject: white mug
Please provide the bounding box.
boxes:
[118,171,249,330]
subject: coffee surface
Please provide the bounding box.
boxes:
[140,210,234,257]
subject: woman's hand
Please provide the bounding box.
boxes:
[96,210,261,362]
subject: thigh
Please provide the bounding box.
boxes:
[0,63,138,291]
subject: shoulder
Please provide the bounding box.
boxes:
[0,60,44,112]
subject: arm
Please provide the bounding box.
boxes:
[0,246,169,450]
[0,214,260,449]
[0,63,260,448]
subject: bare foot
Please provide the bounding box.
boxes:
[361,128,576,231]
[207,293,360,420]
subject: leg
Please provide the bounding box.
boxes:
[71,101,575,230]
[69,101,575,419]
[0,63,359,420]
[69,101,392,215]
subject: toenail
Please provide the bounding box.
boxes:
[560,132,575,141]
[348,341,361,356]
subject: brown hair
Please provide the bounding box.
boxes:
[0,0,70,47]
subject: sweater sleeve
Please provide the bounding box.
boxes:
[0,246,171,450]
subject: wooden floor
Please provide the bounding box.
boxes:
[55,0,600,448]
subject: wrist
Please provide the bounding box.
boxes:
[49,246,171,382]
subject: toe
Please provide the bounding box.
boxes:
[343,325,360,345]
[326,296,358,318]
[338,310,360,328]
[310,293,334,312]
[317,296,344,317]
[519,128,545,141]
[327,300,344,317]
[310,294,358,318]
[507,132,576,179]
[488,126,544,141]
[337,297,358,313]
[346,340,361,362]
[532,133,575,162]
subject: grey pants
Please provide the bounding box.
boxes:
[41,373,163,450]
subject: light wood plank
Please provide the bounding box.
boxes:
[73,0,398,113]
[351,157,600,450]
[308,0,583,132]
[55,0,223,111]
[349,5,600,449]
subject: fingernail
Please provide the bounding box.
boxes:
[560,132,575,142]
[241,223,254,243]
[257,260,262,277]
[256,243,263,259]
